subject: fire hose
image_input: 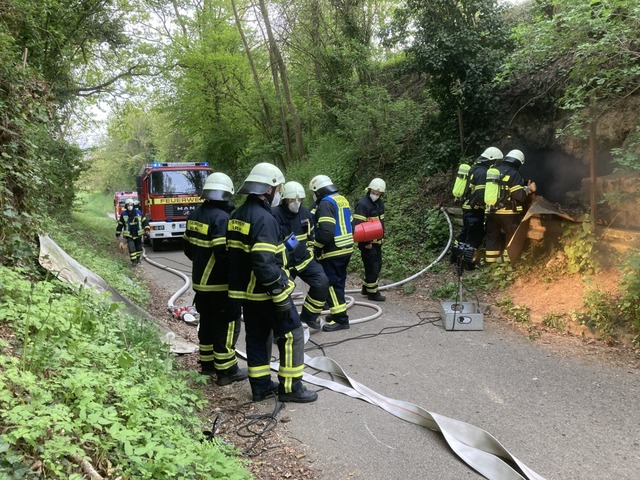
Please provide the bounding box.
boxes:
[146,208,545,479]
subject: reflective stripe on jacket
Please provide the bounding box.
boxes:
[227,195,294,302]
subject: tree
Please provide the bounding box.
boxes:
[503,0,640,223]
[389,0,513,157]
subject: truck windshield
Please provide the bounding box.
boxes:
[150,170,209,195]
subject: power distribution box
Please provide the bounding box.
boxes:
[440,301,484,331]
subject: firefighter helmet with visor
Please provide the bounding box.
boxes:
[238,162,285,195]
[479,146,503,163]
[201,172,235,201]
[503,149,525,166]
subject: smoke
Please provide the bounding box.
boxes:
[518,149,591,204]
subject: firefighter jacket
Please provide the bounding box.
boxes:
[462,163,489,211]
[183,201,233,292]
[227,195,295,303]
[490,163,528,215]
[353,194,385,245]
[312,193,354,259]
[272,203,315,272]
[116,208,148,239]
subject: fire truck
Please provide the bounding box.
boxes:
[113,191,139,219]
[136,162,212,251]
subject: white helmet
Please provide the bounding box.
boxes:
[282,181,306,200]
[367,178,386,193]
[503,149,525,166]
[238,162,285,195]
[309,175,333,192]
[125,198,135,207]
[479,146,503,162]
[309,174,338,198]
[202,172,234,201]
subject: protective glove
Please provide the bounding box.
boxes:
[273,297,292,323]
[313,246,323,259]
[524,180,537,195]
[115,232,121,238]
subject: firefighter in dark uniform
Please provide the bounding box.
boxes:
[227,162,317,403]
[309,175,354,332]
[450,146,503,269]
[353,178,386,302]
[115,198,149,266]
[183,172,247,386]
[272,181,329,331]
[485,149,537,264]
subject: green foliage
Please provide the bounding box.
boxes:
[388,0,513,160]
[611,125,640,171]
[0,266,249,479]
[542,312,568,333]
[495,295,530,324]
[572,288,620,342]
[331,86,421,168]
[618,252,640,335]
[504,0,640,138]
[560,219,599,275]
[486,262,516,290]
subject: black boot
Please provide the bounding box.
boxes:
[216,367,248,386]
[252,380,279,402]
[322,320,349,332]
[367,292,386,302]
[278,386,318,403]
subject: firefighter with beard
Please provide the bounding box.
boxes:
[183,172,247,386]
[115,198,149,266]
[227,162,317,403]
[309,175,354,332]
[272,181,329,331]
[484,149,537,264]
[450,146,503,269]
[353,178,386,302]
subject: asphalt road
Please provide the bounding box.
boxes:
[141,244,640,480]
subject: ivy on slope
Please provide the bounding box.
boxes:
[0,266,250,479]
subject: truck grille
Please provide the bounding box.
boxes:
[164,203,199,217]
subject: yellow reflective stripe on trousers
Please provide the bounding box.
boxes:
[248,364,271,378]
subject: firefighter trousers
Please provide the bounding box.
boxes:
[242,300,304,397]
[292,259,329,324]
[358,243,382,294]
[319,254,351,324]
[194,292,241,375]
[485,213,523,263]
[125,236,143,264]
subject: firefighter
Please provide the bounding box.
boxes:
[450,146,503,269]
[272,181,329,331]
[227,162,317,403]
[115,198,149,266]
[484,149,537,264]
[309,175,354,332]
[353,178,386,301]
[183,172,247,386]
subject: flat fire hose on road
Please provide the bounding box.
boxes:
[157,205,544,479]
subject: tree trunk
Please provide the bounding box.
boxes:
[230,0,274,135]
[257,0,304,163]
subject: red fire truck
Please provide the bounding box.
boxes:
[136,162,212,251]
[113,191,139,219]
